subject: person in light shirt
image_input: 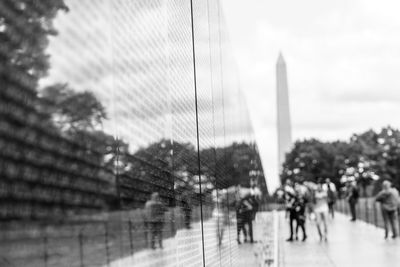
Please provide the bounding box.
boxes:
[314,181,329,242]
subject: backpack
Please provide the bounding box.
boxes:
[327,184,337,203]
[352,187,359,199]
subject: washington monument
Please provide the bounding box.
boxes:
[276,53,292,173]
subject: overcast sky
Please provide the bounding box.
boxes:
[221,0,400,191]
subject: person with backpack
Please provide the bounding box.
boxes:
[375,180,399,239]
[324,178,337,219]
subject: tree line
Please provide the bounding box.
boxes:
[281,127,400,196]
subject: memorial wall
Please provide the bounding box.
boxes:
[0,0,266,266]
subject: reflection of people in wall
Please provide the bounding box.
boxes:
[236,194,254,244]
[180,187,192,229]
[212,189,229,246]
[249,185,261,221]
[144,192,166,249]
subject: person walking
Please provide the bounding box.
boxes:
[293,186,307,241]
[375,180,400,239]
[324,178,337,219]
[314,182,329,242]
[284,180,297,242]
[347,181,359,221]
[144,192,166,249]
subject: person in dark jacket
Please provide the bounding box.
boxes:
[294,191,307,241]
[284,180,296,241]
[375,181,400,239]
[346,181,359,221]
[236,195,254,244]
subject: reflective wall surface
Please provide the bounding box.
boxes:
[0,0,266,266]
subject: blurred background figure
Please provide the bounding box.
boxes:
[212,189,230,246]
[346,181,359,221]
[314,181,329,242]
[284,180,297,241]
[144,192,166,249]
[324,178,337,219]
[249,184,261,221]
[303,181,317,216]
[375,180,399,239]
[180,185,193,229]
[294,183,307,241]
[236,193,255,244]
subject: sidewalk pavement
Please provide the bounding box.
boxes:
[237,212,277,267]
[279,212,400,267]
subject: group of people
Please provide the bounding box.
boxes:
[213,186,260,246]
[138,178,400,251]
[341,179,400,240]
[284,177,400,242]
[284,178,337,242]
[143,186,261,250]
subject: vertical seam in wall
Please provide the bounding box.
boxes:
[216,2,233,265]
[205,0,223,265]
[189,1,206,266]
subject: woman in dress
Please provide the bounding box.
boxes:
[314,182,329,241]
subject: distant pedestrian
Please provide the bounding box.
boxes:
[303,181,317,216]
[375,181,399,239]
[284,180,296,242]
[144,192,166,249]
[294,184,307,241]
[314,182,329,242]
[347,181,359,221]
[324,178,337,219]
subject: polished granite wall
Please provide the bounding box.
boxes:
[0,1,266,266]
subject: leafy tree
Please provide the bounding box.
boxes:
[41,83,107,132]
[281,126,400,196]
[0,0,68,89]
[201,142,266,191]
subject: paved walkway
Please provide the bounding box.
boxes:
[238,212,278,267]
[279,212,400,267]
